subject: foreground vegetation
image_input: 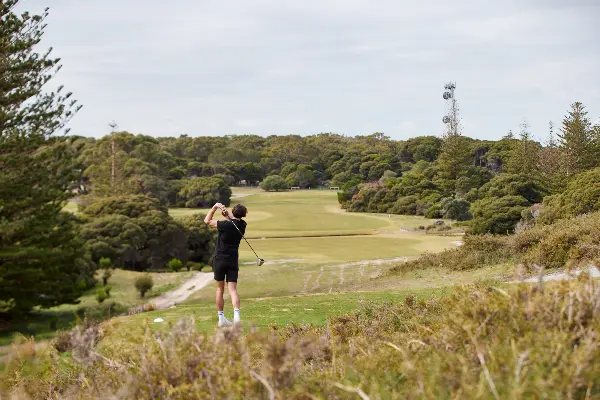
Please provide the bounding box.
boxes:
[2,277,598,399]
[0,270,194,347]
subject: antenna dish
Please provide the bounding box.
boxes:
[443,92,452,100]
[442,116,451,124]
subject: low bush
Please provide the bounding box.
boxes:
[95,287,108,304]
[168,258,183,272]
[134,275,153,298]
[512,211,600,269]
[3,278,599,398]
[390,234,511,273]
[393,211,600,275]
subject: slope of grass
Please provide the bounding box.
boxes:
[102,287,449,344]
[53,269,195,312]
[0,270,194,347]
[4,278,598,398]
[237,233,458,265]
[170,188,449,238]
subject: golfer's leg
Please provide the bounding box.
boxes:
[215,281,229,326]
[228,282,240,310]
[227,269,241,323]
[215,281,225,311]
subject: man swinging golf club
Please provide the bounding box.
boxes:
[204,202,251,327]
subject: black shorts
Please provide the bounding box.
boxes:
[213,256,239,283]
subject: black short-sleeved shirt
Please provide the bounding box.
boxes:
[214,219,246,261]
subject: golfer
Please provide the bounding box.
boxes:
[204,202,248,327]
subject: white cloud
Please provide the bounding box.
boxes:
[20,0,600,139]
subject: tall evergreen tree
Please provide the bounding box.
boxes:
[507,120,539,175]
[558,102,595,175]
[0,2,94,314]
[537,121,565,193]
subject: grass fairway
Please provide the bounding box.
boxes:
[238,233,457,265]
[52,269,195,312]
[168,188,460,266]
[169,188,449,238]
[0,270,194,347]
[50,188,465,346]
[102,286,450,345]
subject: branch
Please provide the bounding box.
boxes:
[333,382,372,400]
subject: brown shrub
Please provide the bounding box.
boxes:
[390,234,511,273]
[2,279,600,399]
[511,212,600,269]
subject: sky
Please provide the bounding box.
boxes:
[25,0,600,141]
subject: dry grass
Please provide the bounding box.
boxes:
[2,275,599,399]
[389,211,600,276]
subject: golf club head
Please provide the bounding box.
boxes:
[257,258,265,266]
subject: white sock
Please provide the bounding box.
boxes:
[233,309,240,323]
[217,311,225,323]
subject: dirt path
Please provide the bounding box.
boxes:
[151,272,214,309]
[516,264,600,283]
[0,273,214,363]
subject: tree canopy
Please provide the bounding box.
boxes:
[0,2,94,313]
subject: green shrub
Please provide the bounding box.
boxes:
[512,211,600,269]
[134,274,154,298]
[537,167,600,225]
[390,234,510,273]
[470,195,530,234]
[424,204,442,218]
[168,258,183,272]
[260,175,289,192]
[81,194,167,218]
[389,195,418,215]
[99,257,113,285]
[440,197,472,221]
[178,176,231,208]
[95,287,108,304]
[192,262,205,271]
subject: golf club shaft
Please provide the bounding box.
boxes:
[227,217,261,259]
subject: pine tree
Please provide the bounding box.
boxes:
[558,102,594,175]
[537,121,565,192]
[508,120,539,174]
[0,2,94,314]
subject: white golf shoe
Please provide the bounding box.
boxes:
[218,317,232,327]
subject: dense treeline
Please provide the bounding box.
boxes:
[0,2,95,314]
[73,101,600,237]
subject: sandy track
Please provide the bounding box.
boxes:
[151,272,214,309]
[514,264,600,283]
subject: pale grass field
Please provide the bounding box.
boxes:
[52,269,195,311]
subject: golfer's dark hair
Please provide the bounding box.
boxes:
[232,204,247,218]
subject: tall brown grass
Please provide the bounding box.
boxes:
[2,276,599,399]
[390,211,600,275]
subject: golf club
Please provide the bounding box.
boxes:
[222,209,265,266]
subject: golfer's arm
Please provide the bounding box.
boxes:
[204,207,218,228]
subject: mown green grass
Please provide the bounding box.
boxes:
[236,233,458,265]
[169,188,460,266]
[0,270,194,347]
[48,189,463,349]
[169,188,449,238]
[53,269,195,312]
[103,286,450,343]
[189,261,512,302]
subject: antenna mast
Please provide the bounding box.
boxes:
[442,82,460,137]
